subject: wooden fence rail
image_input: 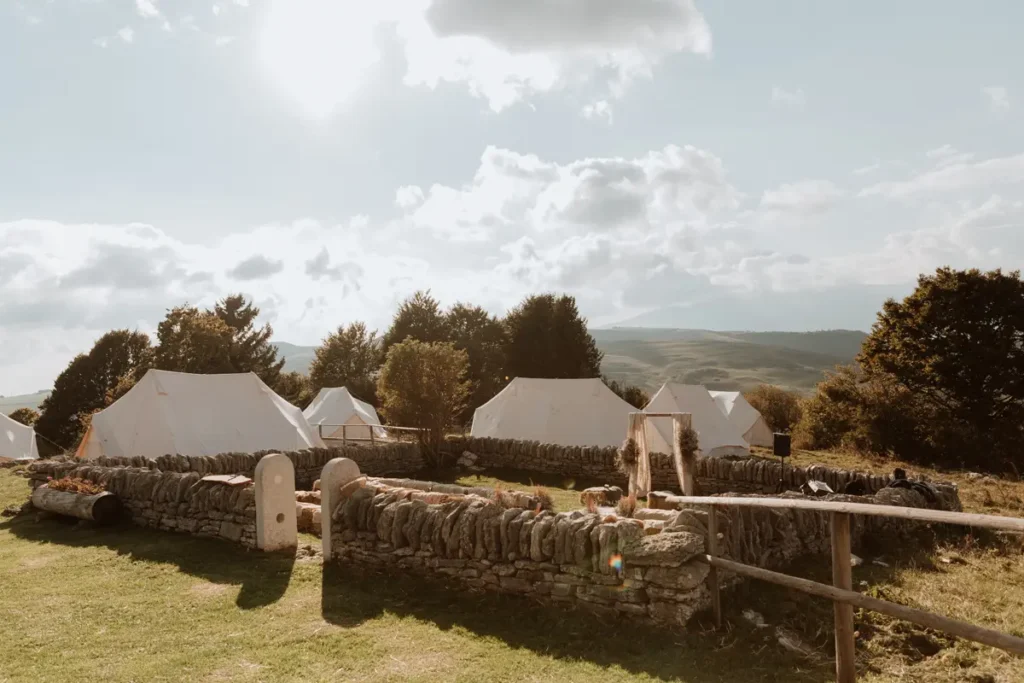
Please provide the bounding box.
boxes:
[316,424,425,445]
[666,495,1024,682]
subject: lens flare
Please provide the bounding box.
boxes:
[609,554,623,572]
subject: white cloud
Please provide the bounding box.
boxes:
[4,139,1023,395]
[118,27,135,43]
[771,86,805,110]
[215,36,234,47]
[860,152,1024,198]
[582,100,613,124]
[259,0,711,117]
[982,86,1010,113]
[93,37,109,48]
[212,4,222,17]
[759,180,844,215]
[925,144,975,168]
[136,0,161,19]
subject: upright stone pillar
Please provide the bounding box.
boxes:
[254,453,297,552]
[319,458,362,560]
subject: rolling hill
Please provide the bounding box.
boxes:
[271,329,863,395]
[0,390,50,415]
[590,328,865,393]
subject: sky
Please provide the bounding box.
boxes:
[1,0,1023,396]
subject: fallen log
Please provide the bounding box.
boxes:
[30,487,122,525]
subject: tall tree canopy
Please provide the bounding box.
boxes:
[795,268,1024,471]
[502,294,603,380]
[152,305,234,375]
[377,339,469,466]
[381,290,450,356]
[214,295,285,387]
[35,329,152,448]
[445,303,506,425]
[151,295,284,386]
[308,322,381,403]
[860,267,1024,431]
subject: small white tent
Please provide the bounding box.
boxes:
[76,369,325,460]
[471,377,634,448]
[643,384,749,457]
[709,391,774,448]
[1,412,39,460]
[303,387,386,441]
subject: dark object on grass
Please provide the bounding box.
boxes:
[772,433,791,458]
[842,479,869,496]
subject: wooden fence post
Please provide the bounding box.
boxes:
[672,413,695,495]
[707,505,722,628]
[831,511,857,682]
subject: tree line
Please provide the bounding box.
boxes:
[744,267,1024,474]
[15,267,1022,474]
[26,291,648,452]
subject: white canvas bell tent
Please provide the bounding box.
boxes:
[1,412,39,460]
[75,369,325,460]
[643,384,749,458]
[709,391,774,448]
[471,377,635,448]
[303,387,387,441]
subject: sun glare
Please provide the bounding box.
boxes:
[260,0,382,119]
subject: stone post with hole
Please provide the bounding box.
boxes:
[254,453,297,552]
[319,458,362,560]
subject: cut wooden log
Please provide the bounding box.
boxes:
[30,487,122,525]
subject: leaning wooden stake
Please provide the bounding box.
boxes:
[831,512,857,682]
[30,487,122,525]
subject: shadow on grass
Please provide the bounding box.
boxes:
[320,562,833,683]
[2,514,294,609]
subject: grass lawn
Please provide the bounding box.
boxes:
[1,452,1023,683]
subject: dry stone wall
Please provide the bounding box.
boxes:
[442,436,948,497]
[324,468,714,627]
[29,443,423,490]
[25,462,258,547]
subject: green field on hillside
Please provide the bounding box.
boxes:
[598,338,848,393]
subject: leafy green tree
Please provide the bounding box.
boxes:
[604,377,649,409]
[214,294,285,387]
[275,371,313,409]
[308,322,381,403]
[382,290,451,356]
[153,305,234,374]
[377,339,469,467]
[854,267,1024,470]
[793,365,923,457]
[860,268,1024,439]
[7,407,39,427]
[502,294,603,380]
[445,303,506,424]
[745,384,803,433]
[35,330,152,448]
[150,295,283,384]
